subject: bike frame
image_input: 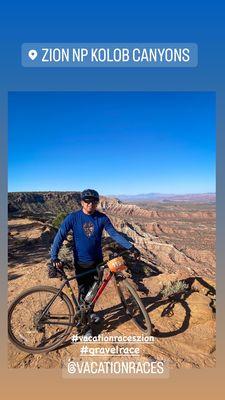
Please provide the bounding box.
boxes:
[61,266,115,308]
[39,249,130,327]
[39,265,116,327]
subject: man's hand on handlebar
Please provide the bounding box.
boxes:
[51,258,63,269]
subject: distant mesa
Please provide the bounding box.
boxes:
[113,193,216,203]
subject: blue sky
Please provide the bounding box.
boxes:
[8,92,215,195]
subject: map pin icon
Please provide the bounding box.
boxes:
[28,49,38,61]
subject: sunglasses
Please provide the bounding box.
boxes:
[83,198,99,205]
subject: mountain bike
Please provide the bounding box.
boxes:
[8,250,152,354]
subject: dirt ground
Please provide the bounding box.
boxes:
[8,218,216,370]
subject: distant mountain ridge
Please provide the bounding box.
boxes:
[8,191,216,220]
[8,191,216,279]
[112,193,216,202]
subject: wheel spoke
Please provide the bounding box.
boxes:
[9,287,74,353]
[117,280,151,334]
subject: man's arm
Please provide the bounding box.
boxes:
[103,216,133,250]
[51,214,73,261]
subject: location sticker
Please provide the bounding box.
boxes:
[28,49,38,60]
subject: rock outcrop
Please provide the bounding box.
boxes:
[8,192,216,369]
[8,218,216,369]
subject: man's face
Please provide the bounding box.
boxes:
[81,198,99,215]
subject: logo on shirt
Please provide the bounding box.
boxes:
[83,222,94,237]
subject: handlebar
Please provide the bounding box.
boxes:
[50,247,137,279]
[106,248,130,260]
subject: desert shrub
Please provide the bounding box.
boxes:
[58,242,74,263]
[52,212,67,229]
[160,280,189,298]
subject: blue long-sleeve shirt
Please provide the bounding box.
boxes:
[51,209,132,263]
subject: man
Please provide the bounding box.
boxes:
[50,189,140,336]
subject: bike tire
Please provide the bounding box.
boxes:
[116,279,152,336]
[8,285,75,354]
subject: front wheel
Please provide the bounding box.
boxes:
[116,278,152,336]
[8,286,75,354]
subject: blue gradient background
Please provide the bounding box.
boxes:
[0,2,224,91]
[0,1,225,398]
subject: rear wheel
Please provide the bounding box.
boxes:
[8,286,75,354]
[116,279,152,335]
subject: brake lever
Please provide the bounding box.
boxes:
[55,265,67,280]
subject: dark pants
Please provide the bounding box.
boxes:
[75,260,102,302]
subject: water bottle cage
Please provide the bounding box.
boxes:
[84,281,100,303]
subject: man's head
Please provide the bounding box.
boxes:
[81,189,100,215]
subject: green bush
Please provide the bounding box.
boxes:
[52,212,67,229]
[160,280,189,298]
